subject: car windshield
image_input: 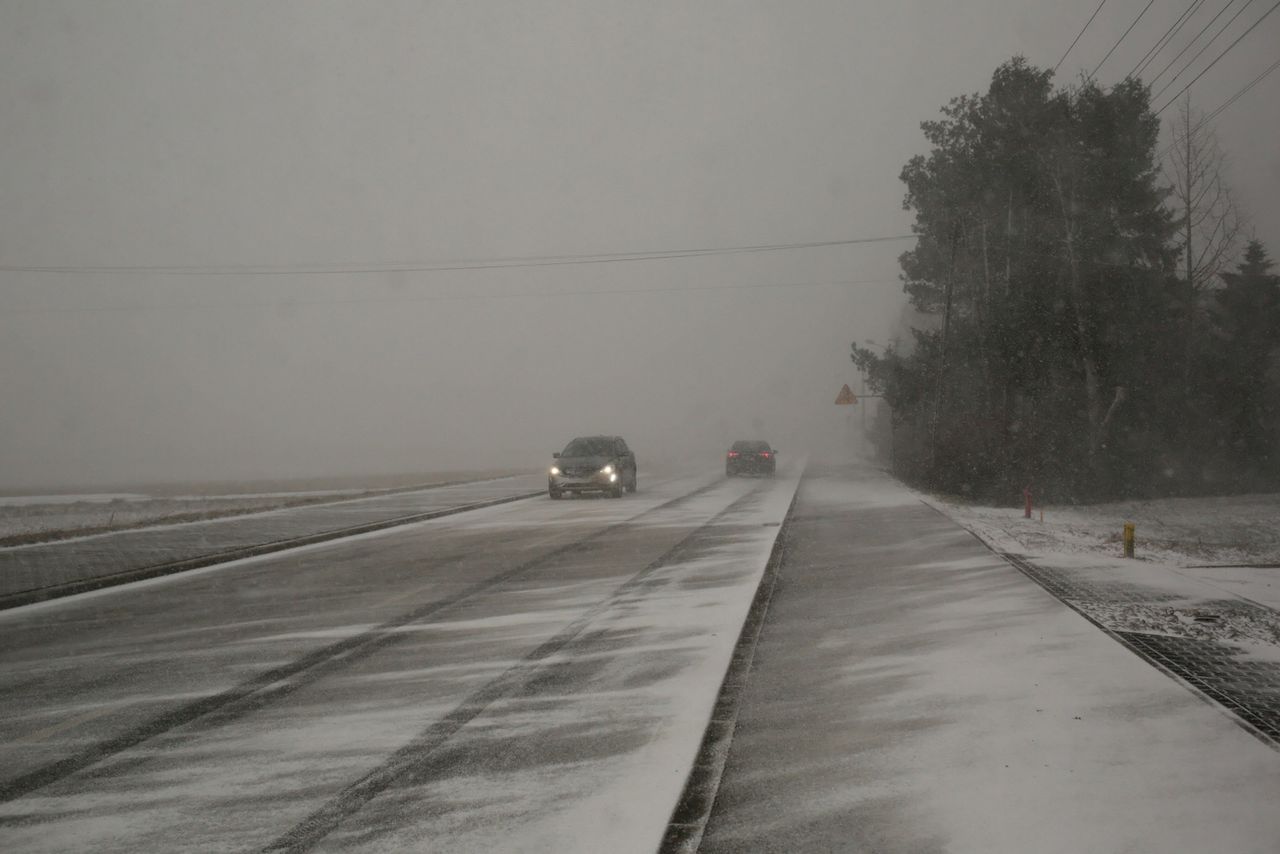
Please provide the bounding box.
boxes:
[561,438,614,457]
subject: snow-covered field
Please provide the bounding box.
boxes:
[0,494,354,544]
[936,491,1280,567]
[0,471,520,545]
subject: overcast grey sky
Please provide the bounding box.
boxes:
[2,1,1277,488]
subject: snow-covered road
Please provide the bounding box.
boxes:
[0,468,800,852]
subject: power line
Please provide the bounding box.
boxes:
[0,234,917,277]
[1089,0,1157,80]
[1147,0,1246,86]
[1129,0,1207,79]
[1,277,904,317]
[1156,52,1280,158]
[1056,0,1110,73]
[1155,0,1280,113]
[1131,0,1206,78]
[1151,0,1266,103]
[1205,53,1280,118]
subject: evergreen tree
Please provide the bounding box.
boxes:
[1210,241,1280,486]
[856,57,1185,500]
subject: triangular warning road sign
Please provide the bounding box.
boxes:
[835,384,857,405]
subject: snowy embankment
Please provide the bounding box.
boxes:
[0,471,521,546]
[931,491,1280,661]
[937,491,1280,567]
[0,494,359,545]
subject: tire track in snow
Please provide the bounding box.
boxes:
[0,477,730,805]
[261,484,774,853]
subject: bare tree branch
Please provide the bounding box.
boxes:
[1166,101,1248,293]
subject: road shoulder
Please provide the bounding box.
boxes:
[699,464,1280,854]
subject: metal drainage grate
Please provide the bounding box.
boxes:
[1114,631,1280,746]
[994,552,1280,750]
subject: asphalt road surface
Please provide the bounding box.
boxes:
[0,469,798,853]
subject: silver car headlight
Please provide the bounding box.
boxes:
[550,466,561,476]
[600,464,614,475]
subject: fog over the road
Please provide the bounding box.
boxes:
[2,2,1277,489]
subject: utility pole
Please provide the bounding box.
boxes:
[1182,93,1192,297]
[860,371,867,450]
[1184,93,1195,353]
[930,220,959,468]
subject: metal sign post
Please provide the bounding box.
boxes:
[835,384,883,459]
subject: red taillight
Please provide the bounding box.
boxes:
[760,452,771,458]
[727,451,739,457]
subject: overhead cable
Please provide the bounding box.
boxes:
[1056,0,1111,73]
[3,277,905,317]
[1155,0,1280,113]
[0,234,918,277]
[1147,0,1247,86]
[1129,0,1207,79]
[1156,53,1280,158]
[1089,0,1157,80]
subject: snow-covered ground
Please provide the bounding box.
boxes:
[0,494,357,544]
[931,490,1280,664]
[935,491,1280,568]
[0,471,522,545]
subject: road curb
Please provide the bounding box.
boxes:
[658,484,800,853]
[0,491,542,611]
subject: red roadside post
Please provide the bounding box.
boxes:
[1023,485,1032,519]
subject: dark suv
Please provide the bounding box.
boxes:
[726,440,776,476]
[549,435,637,498]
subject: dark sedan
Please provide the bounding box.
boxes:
[549,435,637,498]
[726,440,776,476]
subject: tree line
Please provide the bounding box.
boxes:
[854,57,1280,502]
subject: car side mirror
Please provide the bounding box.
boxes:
[552,452,560,458]
[773,449,780,454]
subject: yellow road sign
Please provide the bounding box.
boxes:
[835,384,857,405]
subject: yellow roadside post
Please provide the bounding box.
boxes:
[1123,522,1135,558]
